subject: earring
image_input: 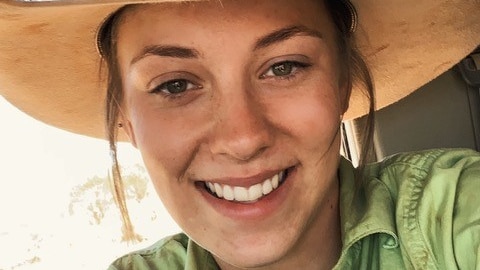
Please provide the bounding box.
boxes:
[343,0,358,34]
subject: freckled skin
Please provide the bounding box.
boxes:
[117,0,349,269]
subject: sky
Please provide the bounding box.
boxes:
[0,96,180,269]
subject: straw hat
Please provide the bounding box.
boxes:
[0,0,479,140]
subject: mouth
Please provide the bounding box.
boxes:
[202,168,292,204]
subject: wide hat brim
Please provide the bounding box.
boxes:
[1,0,479,140]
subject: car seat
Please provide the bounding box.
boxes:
[343,46,480,165]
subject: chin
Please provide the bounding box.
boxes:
[208,228,296,269]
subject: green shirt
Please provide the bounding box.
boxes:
[109,149,480,269]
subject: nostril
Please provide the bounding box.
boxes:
[234,145,268,162]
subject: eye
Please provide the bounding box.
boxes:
[163,80,188,94]
[271,62,295,76]
[149,79,199,95]
[261,61,311,79]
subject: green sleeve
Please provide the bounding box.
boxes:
[451,152,480,269]
[370,149,480,269]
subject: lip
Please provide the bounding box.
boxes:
[196,166,297,221]
[202,169,286,188]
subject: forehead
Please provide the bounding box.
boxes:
[117,0,332,37]
[115,0,334,54]
[114,0,336,67]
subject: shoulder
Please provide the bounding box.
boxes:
[367,149,480,269]
[367,148,480,181]
[108,233,216,270]
[366,148,480,203]
[108,234,189,270]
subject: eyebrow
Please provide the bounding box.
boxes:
[130,25,322,65]
[131,45,200,65]
[254,25,324,50]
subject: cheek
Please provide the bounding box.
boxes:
[268,83,342,152]
[125,96,209,228]
[125,95,206,179]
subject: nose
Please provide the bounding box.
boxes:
[209,91,272,162]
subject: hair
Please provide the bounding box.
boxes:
[98,5,137,242]
[324,0,376,182]
[98,0,375,242]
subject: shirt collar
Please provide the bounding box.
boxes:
[338,157,399,250]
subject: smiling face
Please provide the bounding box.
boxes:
[115,0,349,268]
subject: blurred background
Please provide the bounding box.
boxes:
[0,96,180,270]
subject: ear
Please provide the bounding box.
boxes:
[119,116,138,148]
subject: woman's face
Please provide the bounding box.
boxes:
[117,0,348,268]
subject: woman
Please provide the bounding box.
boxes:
[1,0,480,269]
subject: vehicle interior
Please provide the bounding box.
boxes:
[342,46,480,166]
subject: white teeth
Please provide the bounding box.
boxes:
[233,187,249,202]
[223,185,234,201]
[248,183,263,201]
[271,174,279,189]
[205,170,286,202]
[208,182,215,192]
[262,180,273,194]
[214,183,223,198]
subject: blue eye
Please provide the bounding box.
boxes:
[150,79,197,95]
